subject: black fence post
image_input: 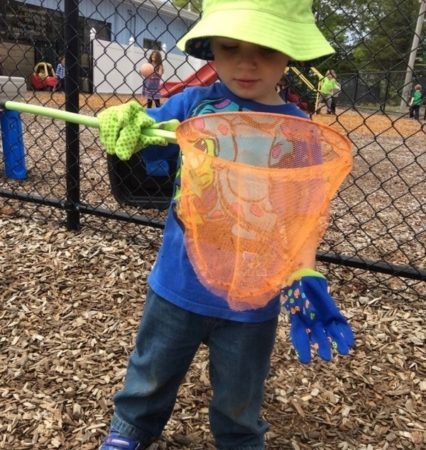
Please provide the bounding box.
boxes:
[64,0,81,230]
[89,37,94,94]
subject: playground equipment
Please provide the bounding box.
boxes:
[0,77,27,180]
[287,66,324,114]
[308,66,325,112]
[290,67,317,91]
[160,63,218,98]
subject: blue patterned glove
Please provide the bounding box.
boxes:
[282,269,354,364]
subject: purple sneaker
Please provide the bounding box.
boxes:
[100,432,141,450]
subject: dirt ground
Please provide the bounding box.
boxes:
[23,91,426,137]
[1,92,425,449]
[1,210,424,450]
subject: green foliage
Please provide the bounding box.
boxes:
[313,0,423,74]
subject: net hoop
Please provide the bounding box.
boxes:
[175,112,352,310]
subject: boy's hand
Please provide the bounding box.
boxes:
[282,269,354,364]
[98,101,169,160]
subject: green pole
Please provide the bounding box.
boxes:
[1,100,177,144]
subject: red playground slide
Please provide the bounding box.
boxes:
[160,63,218,98]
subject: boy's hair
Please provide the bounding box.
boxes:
[414,84,422,90]
[177,0,334,62]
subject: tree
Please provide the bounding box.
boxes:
[313,0,423,73]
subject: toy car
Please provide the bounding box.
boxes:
[30,62,58,91]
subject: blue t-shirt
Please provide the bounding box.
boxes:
[145,82,307,323]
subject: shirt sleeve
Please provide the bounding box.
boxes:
[137,89,194,172]
[146,89,192,123]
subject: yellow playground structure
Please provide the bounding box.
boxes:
[286,66,325,114]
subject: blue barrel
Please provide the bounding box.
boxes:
[1,109,27,180]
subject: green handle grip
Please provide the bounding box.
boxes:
[0,100,178,144]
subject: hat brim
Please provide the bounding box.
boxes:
[177,9,335,61]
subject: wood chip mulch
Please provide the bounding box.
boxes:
[1,209,424,450]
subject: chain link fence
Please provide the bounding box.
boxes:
[0,0,425,302]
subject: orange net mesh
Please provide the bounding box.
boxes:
[175,112,352,311]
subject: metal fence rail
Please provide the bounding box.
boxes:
[0,0,425,300]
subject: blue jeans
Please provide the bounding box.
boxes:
[110,289,278,450]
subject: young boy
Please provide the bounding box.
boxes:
[98,1,353,449]
[319,69,340,114]
[409,84,423,120]
[55,56,65,92]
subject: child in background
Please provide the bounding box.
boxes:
[142,50,164,108]
[409,84,423,120]
[55,56,65,92]
[319,69,340,114]
[98,1,354,449]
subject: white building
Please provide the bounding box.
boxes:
[0,0,199,88]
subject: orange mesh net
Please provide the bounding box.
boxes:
[175,112,352,311]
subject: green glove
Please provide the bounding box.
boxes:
[98,101,170,160]
[154,119,180,132]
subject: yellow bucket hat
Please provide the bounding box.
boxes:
[177,0,335,61]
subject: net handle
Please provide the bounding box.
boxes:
[0,100,177,144]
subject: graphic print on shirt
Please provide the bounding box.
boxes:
[172,96,331,307]
[173,95,294,209]
[173,96,298,261]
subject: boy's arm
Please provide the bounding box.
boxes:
[294,234,317,270]
[146,89,189,123]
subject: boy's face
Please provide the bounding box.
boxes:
[211,37,289,104]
